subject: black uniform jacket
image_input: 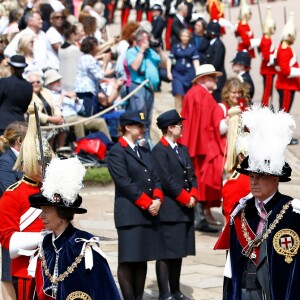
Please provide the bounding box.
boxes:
[205,38,227,91]
[241,71,255,99]
[152,15,167,46]
[170,15,186,47]
[0,74,33,134]
[225,191,300,300]
[152,137,198,223]
[106,137,163,228]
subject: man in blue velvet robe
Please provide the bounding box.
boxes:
[221,106,300,300]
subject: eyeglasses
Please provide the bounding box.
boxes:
[174,124,183,128]
[31,81,41,84]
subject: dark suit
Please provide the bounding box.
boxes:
[0,148,22,197]
[152,137,197,222]
[106,137,162,228]
[190,33,210,64]
[205,38,227,102]
[241,71,255,100]
[151,15,167,47]
[0,74,32,134]
[170,15,187,47]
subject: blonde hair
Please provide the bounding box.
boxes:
[14,106,39,175]
[26,71,44,85]
[0,122,27,153]
[17,32,34,56]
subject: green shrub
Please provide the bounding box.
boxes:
[84,167,112,185]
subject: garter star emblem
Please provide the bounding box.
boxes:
[66,291,92,300]
[273,229,300,264]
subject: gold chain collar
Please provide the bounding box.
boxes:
[241,201,291,249]
[40,245,87,284]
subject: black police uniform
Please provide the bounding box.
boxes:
[106,112,163,263]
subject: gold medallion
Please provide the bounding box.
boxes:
[66,291,92,300]
[273,229,300,264]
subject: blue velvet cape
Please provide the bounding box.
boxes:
[224,192,300,300]
[33,224,120,299]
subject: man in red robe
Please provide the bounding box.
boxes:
[180,64,222,232]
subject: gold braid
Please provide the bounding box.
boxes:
[40,245,87,284]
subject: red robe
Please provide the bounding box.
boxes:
[180,85,218,203]
[260,35,276,76]
[275,42,300,91]
[0,176,43,279]
[222,170,251,222]
[236,21,255,58]
[199,103,228,206]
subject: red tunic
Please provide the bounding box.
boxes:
[275,43,300,91]
[208,0,225,35]
[180,84,218,203]
[0,176,43,279]
[222,171,251,222]
[260,35,276,75]
[199,103,228,204]
[236,21,255,58]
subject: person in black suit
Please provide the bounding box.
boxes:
[170,2,188,47]
[0,55,32,135]
[152,110,197,300]
[190,18,209,64]
[106,111,163,300]
[151,4,167,48]
[205,20,227,102]
[231,50,255,100]
[0,121,27,300]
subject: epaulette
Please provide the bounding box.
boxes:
[229,170,240,180]
[6,180,22,191]
[230,192,253,224]
[291,199,300,214]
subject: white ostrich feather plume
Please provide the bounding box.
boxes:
[42,157,86,206]
[241,105,296,175]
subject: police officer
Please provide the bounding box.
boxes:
[107,111,163,300]
[152,109,197,300]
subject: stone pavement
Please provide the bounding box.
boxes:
[2,1,300,299]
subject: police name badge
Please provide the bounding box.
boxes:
[273,229,300,264]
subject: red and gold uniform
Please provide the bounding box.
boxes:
[207,0,225,35]
[0,176,43,300]
[275,42,300,112]
[236,21,255,58]
[260,35,277,106]
[222,170,250,222]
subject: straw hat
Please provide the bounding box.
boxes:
[192,64,222,83]
[44,69,62,86]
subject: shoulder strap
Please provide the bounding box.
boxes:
[20,207,42,231]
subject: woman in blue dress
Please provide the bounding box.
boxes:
[167,29,200,112]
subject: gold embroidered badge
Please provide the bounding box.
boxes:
[66,291,92,300]
[273,229,300,264]
[139,112,145,120]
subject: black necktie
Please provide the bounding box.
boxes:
[134,145,140,158]
[174,145,182,162]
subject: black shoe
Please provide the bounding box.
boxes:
[159,296,176,300]
[289,137,299,145]
[194,223,219,233]
[172,291,193,300]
